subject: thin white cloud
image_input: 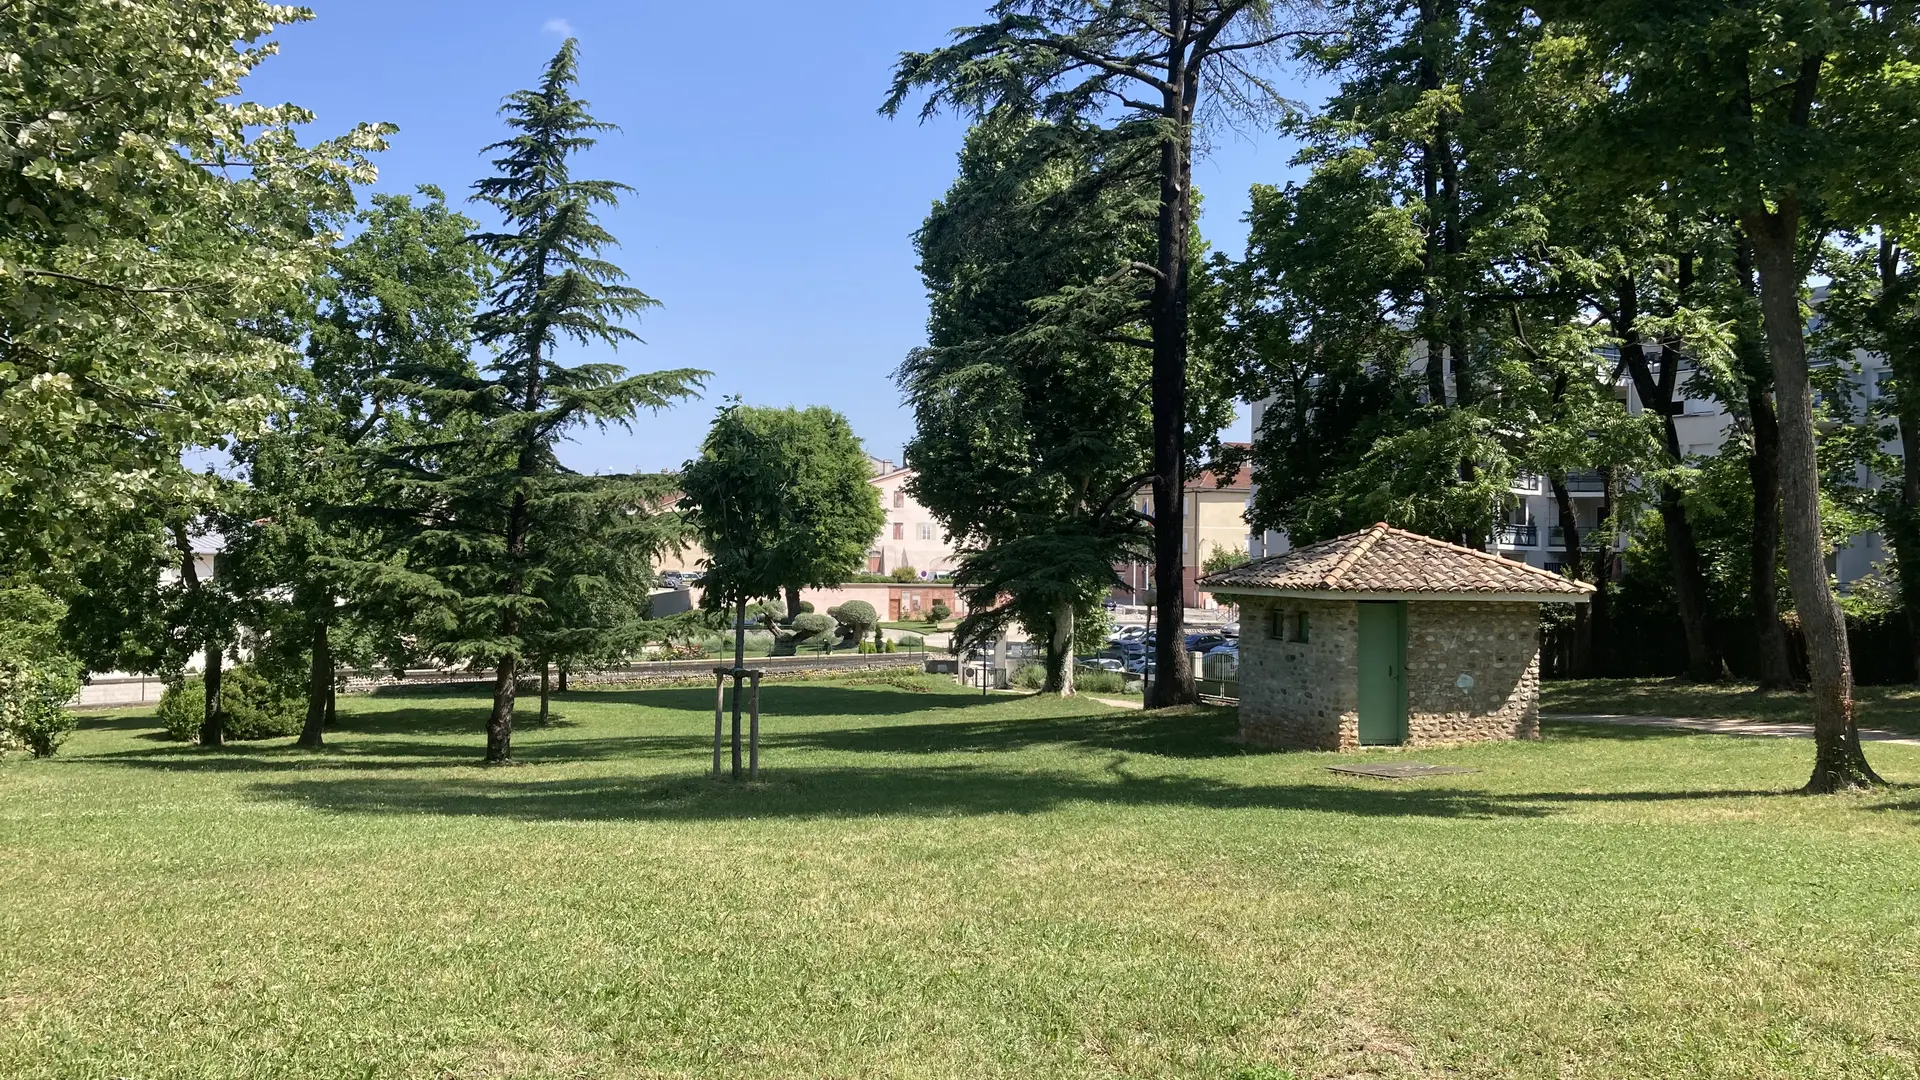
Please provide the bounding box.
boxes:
[542,17,574,36]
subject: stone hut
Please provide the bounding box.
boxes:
[1197,523,1593,750]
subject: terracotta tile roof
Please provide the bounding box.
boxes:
[1198,523,1594,598]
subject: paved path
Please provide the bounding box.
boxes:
[1545,712,1920,747]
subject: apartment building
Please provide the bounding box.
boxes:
[1248,343,1893,585]
[867,464,960,577]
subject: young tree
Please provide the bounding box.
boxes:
[1536,0,1920,789]
[886,1,1328,706]
[379,39,703,764]
[702,406,884,620]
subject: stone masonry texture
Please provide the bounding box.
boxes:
[1237,597,1542,750]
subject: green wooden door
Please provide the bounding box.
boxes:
[1357,602,1407,746]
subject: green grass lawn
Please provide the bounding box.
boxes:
[4,676,1920,1079]
[1544,677,1920,737]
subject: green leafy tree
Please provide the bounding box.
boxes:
[827,600,879,642]
[0,0,388,567]
[377,40,704,764]
[1532,0,1920,788]
[0,582,80,758]
[522,474,679,722]
[901,113,1234,696]
[222,188,488,749]
[1820,236,1920,682]
[886,1,1328,706]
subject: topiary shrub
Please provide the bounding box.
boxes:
[828,600,878,641]
[789,612,836,646]
[156,665,303,742]
[796,600,814,615]
[1013,663,1047,690]
[890,565,919,583]
[897,634,924,650]
[928,600,951,623]
[884,640,897,653]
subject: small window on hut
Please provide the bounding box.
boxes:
[1291,610,1310,643]
[1268,606,1286,640]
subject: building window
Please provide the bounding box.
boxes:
[892,523,903,540]
[1876,369,1895,398]
[918,522,934,540]
[893,491,905,508]
[1268,606,1286,640]
[1291,610,1310,644]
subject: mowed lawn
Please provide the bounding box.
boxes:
[1544,677,1920,737]
[4,676,1920,1079]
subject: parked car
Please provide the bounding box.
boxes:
[1185,634,1229,654]
[1077,657,1126,673]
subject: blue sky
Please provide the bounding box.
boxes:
[249,1,1320,473]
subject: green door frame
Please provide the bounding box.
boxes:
[1356,601,1408,745]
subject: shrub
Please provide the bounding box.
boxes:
[897,634,925,650]
[789,612,835,645]
[796,600,814,615]
[1076,670,1126,694]
[884,641,897,653]
[157,665,304,742]
[890,565,919,583]
[1013,663,1047,690]
[858,642,876,655]
[928,600,951,622]
[0,655,80,758]
[828,600,878,640]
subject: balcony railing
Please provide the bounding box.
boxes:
[1561,471,1607,494]
[1495,524,1538,547]
[1548,526,1614,550]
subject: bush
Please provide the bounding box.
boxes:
[0,655,80,758]
[796,600,815,615]
[890,565,919,583]
[789,612,836,645]
[828,600,878,640]
[884,641,897,653]
[1076,670,1126,694]
[928,600,951,623]
[858,642,876,654]
[897,634,925,650]
[157,665,304,742]
[1013,663,1047,690]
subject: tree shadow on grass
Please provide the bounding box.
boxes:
[588,683,1010,719]
[246,760,1547,822]
[775,707,1244,759]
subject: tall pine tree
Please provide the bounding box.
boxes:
[382,39,704,764]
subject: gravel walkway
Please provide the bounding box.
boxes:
[1545,712,1920,747]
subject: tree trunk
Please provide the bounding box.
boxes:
[1148,58,1197,709]
[325,679,336,728]
[558,663,570,694]
[486,657,516,764]
[1044,603,1076,697]
[1744,206,1880,791]
[1745,382,1796,689]
[298,620,330,750]
[1549,478,1591,677]
[784,584,803,621]
[1657,472,1724,682]
[200,640,225,748]
[538,659,550,725]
